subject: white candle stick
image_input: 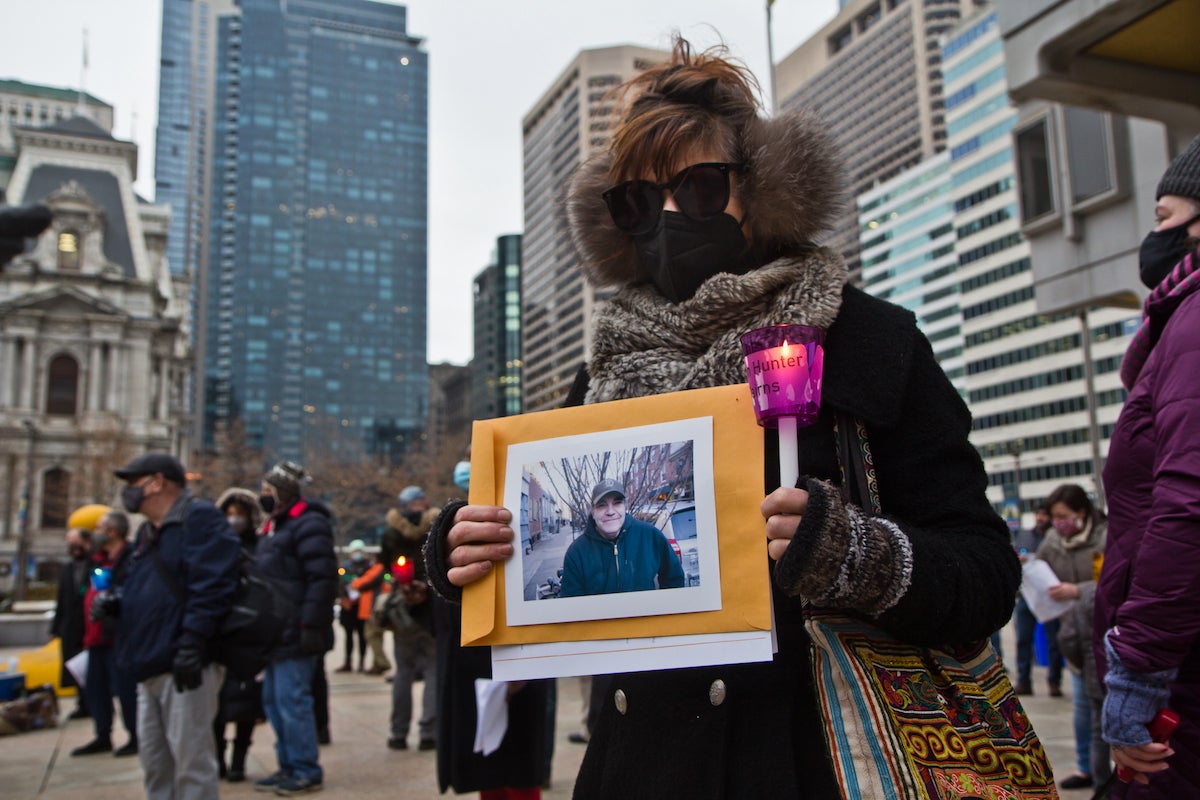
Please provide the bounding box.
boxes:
[778,416,799,489]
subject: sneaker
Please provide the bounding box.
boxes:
[71,738,113,756]
[387,737,407,750]
[274,775,323,796]
[255,771,291,792]
[113,739,139,757]
[418,738,436,751]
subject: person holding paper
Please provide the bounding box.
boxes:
[1035,484,1108,790]
[559,479,685,598]
[1096,134,1200,795]
[425,37,1019,798]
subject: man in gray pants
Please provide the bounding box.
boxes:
[99,453,239,800]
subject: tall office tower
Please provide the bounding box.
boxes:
[943,9,1135,511]
[0,80,114,187]
[472,234,523,421]
[158,0,428,460]
[775,0,977,283]
[155,0,238,279]
[520,45,667,413]
[858,152,966,394]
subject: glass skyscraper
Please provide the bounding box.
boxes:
[157,0,428,460]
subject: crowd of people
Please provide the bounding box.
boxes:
[39,37,1200,800]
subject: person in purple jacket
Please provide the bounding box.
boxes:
[1097,133,1200,797]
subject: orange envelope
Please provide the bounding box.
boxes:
[461,384,770,646]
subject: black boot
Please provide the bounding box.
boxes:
[228,740,249,783]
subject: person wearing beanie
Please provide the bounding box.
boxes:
[1096,133,1200,797]
[335,539,371,673]
[424,36,1029,798]
[253,462,338,795]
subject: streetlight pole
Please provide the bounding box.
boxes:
[1079,309,1107,512]
[13,419,36,602]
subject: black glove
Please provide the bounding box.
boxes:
[172,645,204,692]
[300,627,324,655]
[90,591,120,622]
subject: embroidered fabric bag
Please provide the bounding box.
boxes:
[805,416,1059,799]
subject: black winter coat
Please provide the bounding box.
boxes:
[569,286,1017,799]
[117,492,241,682]
[51,555,90,686]
[255,498,338,659]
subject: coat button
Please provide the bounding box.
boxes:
[613,688,628,715]
[709,679,726,706]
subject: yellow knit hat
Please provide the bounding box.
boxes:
[67,504,111,532]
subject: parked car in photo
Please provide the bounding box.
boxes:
[660,502,699,587]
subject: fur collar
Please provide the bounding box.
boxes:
[386,507,440,541]
[566,108,847,289]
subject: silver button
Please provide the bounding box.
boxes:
[613,688,628,715]
[709,679,726,706]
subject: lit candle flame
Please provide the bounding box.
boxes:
[781,339,790,356]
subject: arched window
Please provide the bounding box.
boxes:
[57,230,81,271]
[41,467,70,529]
[46,354,80,416]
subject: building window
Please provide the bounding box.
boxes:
[58,231,81,271]
[46,354,80,416]
[1064,107,1116,204]
[1015,117,1057,224]
[41,467,70,529]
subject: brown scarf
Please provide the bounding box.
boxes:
[586,250,847,404]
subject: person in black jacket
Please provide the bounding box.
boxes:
[252,461,337,796]
[425,37,1021,799]
[51,526,92,719]
[107,452,239,800]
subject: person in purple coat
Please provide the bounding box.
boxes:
[1096,133,1200,797]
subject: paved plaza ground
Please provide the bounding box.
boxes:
[1,621,1101,799]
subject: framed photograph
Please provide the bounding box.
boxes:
[459,384,770,651]
[502,417,721,627]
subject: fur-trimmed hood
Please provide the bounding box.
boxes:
[386,507,441,542]
[215,487,264,531]
[566,108,847,289]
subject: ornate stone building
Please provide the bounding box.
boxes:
[0,115,191,561]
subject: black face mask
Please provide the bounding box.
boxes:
[1139,213,1200,289]
[121,484,145,514]
[635,211,749,303]
[258,494,277,514]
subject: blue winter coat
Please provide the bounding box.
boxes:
[559,515,685,597]
[117,491,240,682]
[255,498,338,659]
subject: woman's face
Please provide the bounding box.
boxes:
[1049,501,1085,537]
[1154,194,1200,235]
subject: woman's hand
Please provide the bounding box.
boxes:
[761,486,810,562]
[1112,742,1174,783]
[446,505,516,587]
[1048,582,1081,602]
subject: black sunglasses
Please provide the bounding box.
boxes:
[602,162,742,236]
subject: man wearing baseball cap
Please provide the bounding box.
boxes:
[560,478,685,598]
[107,452,240,800]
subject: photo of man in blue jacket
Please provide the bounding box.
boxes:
[559,479,685,598]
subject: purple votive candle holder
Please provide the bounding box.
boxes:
[739,324,825,428]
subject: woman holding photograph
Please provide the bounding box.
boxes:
[424,37,1021,797]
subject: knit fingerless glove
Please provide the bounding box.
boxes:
[773,477,913,616]
[423,499,468,605]
[1102,629,1177,748]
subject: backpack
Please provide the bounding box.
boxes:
[372,588,414,633]
[151,505,292,680]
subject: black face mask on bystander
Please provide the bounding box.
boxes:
[1139,213,1200,289]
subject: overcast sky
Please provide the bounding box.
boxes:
[2,0,838,364]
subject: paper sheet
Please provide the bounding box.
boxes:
[65,649,88,690]
[1020,558,1075,623]
[472,679,509,756]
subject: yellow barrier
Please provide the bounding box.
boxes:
[0,637,73,697]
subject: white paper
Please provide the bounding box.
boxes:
[1020,559,1075,623]
[65,649,89,690]
[490,630,775,681]
[472,679,509,756]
